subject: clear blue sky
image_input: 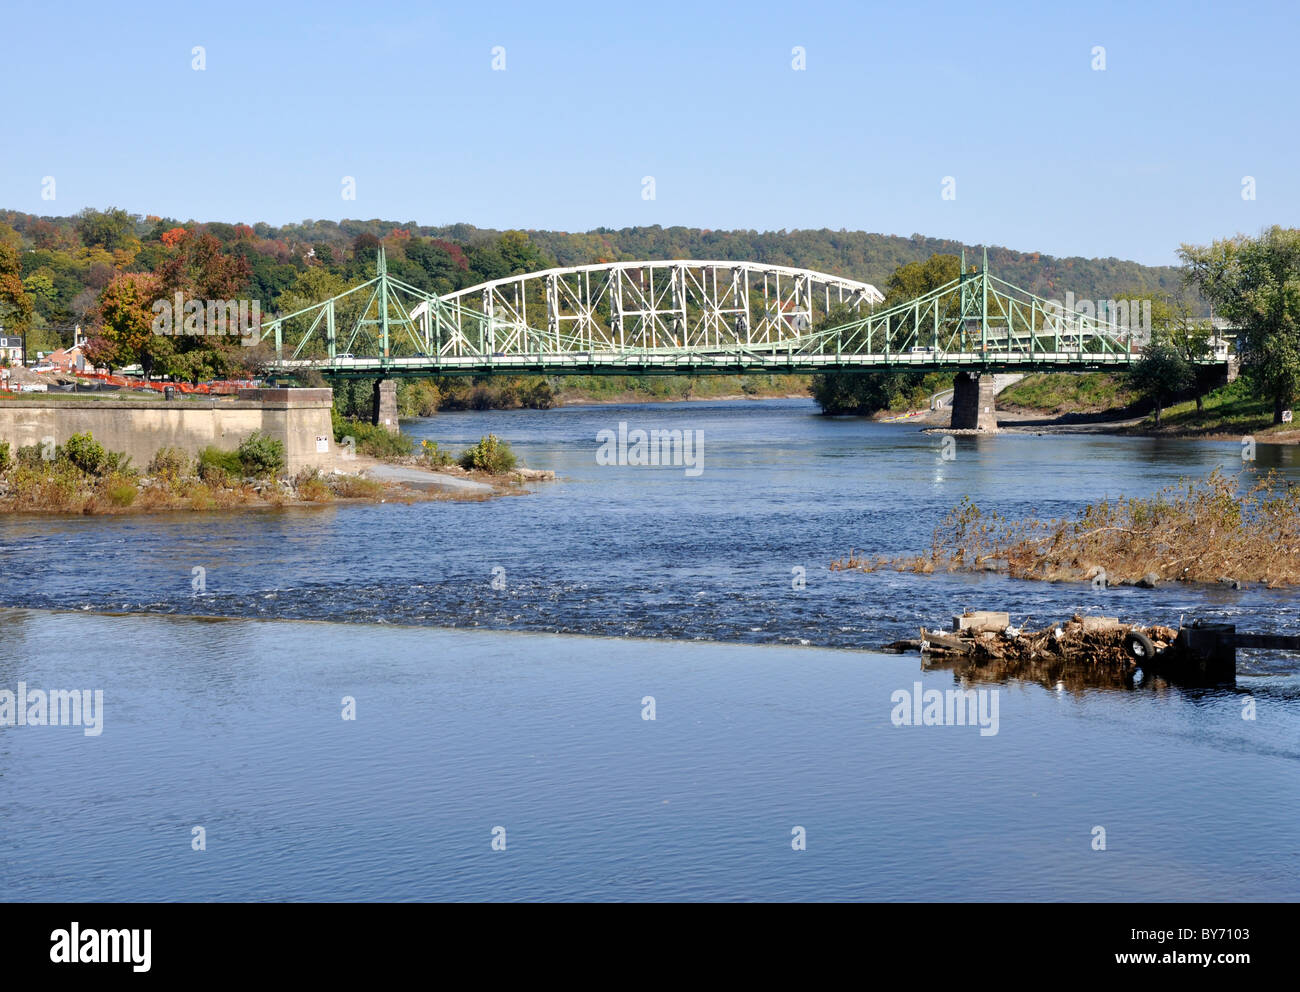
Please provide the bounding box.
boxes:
[3,0,1295,265]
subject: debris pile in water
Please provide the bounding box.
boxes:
[886,611,1178,672]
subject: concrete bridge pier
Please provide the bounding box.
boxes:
[373,379,399,433]
[950,372,998,432]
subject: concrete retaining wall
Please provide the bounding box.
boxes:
[0,388,335,475]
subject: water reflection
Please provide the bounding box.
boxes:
[922,649,1240,694]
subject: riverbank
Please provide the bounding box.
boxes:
[879,373,1300,444]
[0,440,547,516]
[993,374,1300,443]
[0,459,507,516]
[994,409,1300,444]
[393,373,813,414]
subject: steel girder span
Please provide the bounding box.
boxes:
[257,250,1229,376]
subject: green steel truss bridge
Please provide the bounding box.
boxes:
[258,249,1228,379]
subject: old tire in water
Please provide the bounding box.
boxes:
[1124,630,1157,663]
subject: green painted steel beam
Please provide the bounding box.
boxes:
[258,249,1230,380]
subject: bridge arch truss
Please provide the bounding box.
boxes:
[411,259,885,359]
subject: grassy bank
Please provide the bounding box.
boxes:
[832,469,1300,587]
[329,412,529,479]
[997,372,1138,415]
[0,430,496,515]
[995,374,1300,442]
[0,431,371,514]
[1125,379,1296,438]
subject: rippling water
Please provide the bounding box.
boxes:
[2,399,1298,900]
[2,399,1298,656]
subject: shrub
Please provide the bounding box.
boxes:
[0,441,9,473]
[237,431,286,478]
[188,483,215,511]
[458,434,517,474]
[519,379,556,409]
[149,447,193,481]
[331,474,385,499]
[198,446,242,484]
[17,444,50,469]
[332,411,414,458]
[419,439,454,467]
[105,479,137,507]
[6,464,81,511]
[294,468,333,502]
[102,451,134,476]
[62,432,107,475]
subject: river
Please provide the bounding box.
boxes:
[1,398,1297,900]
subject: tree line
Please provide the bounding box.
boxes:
[1,209,1293,422]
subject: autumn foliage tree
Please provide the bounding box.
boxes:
[154,231,256,381]
[158,231,251,300]
[86,228,259,380]
[90,272,166,376]
[0,240,34,339]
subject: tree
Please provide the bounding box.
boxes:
[465,245,510,283]
[152,232,254,381]
[81,334,119,371]
[158,231,251,300]
[92,272,167,377]
[1126,339,1193,426]
[1160,302,1215,413]
[74,207,137,252]
[1179,227,1300,424]
[25,322,65,357]
[497,230,551,275]
[1118,292,1214,411]
[811,254,961,414]
[883,252,961,302]
[405,238,468,294]
[275,267,347,317]
[0,240,34,340]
